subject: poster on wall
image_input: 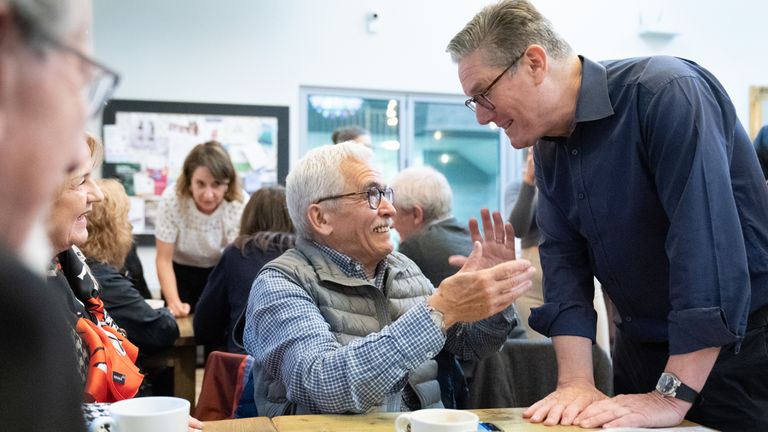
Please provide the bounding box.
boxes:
[102,99,289,243]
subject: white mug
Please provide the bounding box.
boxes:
[88,396,189,432]
[395,408,479,432]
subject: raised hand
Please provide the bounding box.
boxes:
[449,208,517,270]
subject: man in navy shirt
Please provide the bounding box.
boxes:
[448,0,768,430]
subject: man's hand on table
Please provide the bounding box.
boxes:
[523,379,607,426]
[572,391,688,429]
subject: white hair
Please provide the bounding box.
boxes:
[390,165,452,223]
[11,0,82,52]
[286,141,373,240]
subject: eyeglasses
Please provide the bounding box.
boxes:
[315,186,394,210]
[464,50,526,113]
[19,15,120,119]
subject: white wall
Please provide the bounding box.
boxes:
[94,0,768,293]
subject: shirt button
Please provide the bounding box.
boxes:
[625,316,633,322]
[426,351,434,357]
[571,148,579,155]
[578,192,585,199]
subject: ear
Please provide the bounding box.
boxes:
[411,204,425,227]
[524,44,548,85]
[307,203,333,237]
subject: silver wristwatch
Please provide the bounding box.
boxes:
[655,372,699,403]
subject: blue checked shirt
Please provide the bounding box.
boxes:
[243,241,517,414]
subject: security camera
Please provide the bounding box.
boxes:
[366,11,381,33]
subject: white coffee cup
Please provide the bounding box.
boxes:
[88,396,189,432]
[395,408,479,432]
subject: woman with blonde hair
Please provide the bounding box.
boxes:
[155,140,245,317]
[80,179,178,356]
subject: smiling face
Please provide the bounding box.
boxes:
[318,158,395,273]
[458,48,548,149]
[47,142,105,254]
[190,166,228,214]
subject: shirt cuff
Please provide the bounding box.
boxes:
[474,304,518,334]
[529,302,597,342]
[388,303,445,370]
[668,307,740,354]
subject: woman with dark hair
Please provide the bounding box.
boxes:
[194,186,295,353]
[155,140,245,317]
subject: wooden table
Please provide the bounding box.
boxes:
[204,417,276,432]
[203,408,707,431]
[269,408,705,431]
[142,315,197,411]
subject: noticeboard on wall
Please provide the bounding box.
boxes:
[101,99,289,244]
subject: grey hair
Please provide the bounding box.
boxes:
[286,141,373,240]
[391,166,452,224]
[446,0,571,69]
[10,0,80,52]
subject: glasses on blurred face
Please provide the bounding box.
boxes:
[17,11,121,119]
[315,186,394,210]
[464,50,526,113]
[42,35,121,119]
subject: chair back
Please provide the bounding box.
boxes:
[466,338,612,408]
[193,351,251,421]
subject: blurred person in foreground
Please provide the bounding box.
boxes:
[243,141,534,416]
[448,0,768,429]
[0,0,118,430]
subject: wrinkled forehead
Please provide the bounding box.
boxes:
[339,156,382,190]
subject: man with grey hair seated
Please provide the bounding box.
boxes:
[243,142,535,416]
[391,166,475,288]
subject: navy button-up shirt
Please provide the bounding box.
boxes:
[529,56,768,355]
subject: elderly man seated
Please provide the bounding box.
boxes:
[243,142,534,416]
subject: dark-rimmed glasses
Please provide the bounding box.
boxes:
[17,12,120,119]
[315,186,394,210]
[464,50,526,113]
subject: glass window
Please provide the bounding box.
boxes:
[410,99,501,225]
[301,88,519,228]
[304,93,401,182]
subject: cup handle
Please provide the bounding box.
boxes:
[88,415,114,432]
[395,413,412,432]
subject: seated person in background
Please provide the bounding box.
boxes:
[331,125,372,148]
[391,166,526,409]
[47,135,203,429]
[195,185,296,354]
[46,134,143,402]
[243,141,535,416]
[155,140,245,317]
[80,178,179,356]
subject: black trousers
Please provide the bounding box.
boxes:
[613,305,768,432]
[170,261,212,313]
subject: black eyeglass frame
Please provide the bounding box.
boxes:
[464,50,526,113]
[315,186,394,210]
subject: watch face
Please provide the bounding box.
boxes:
[657,373,678,395]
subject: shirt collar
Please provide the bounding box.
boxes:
[574,55,614,123]
[541,56,614,145]
[311,241,389,289]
